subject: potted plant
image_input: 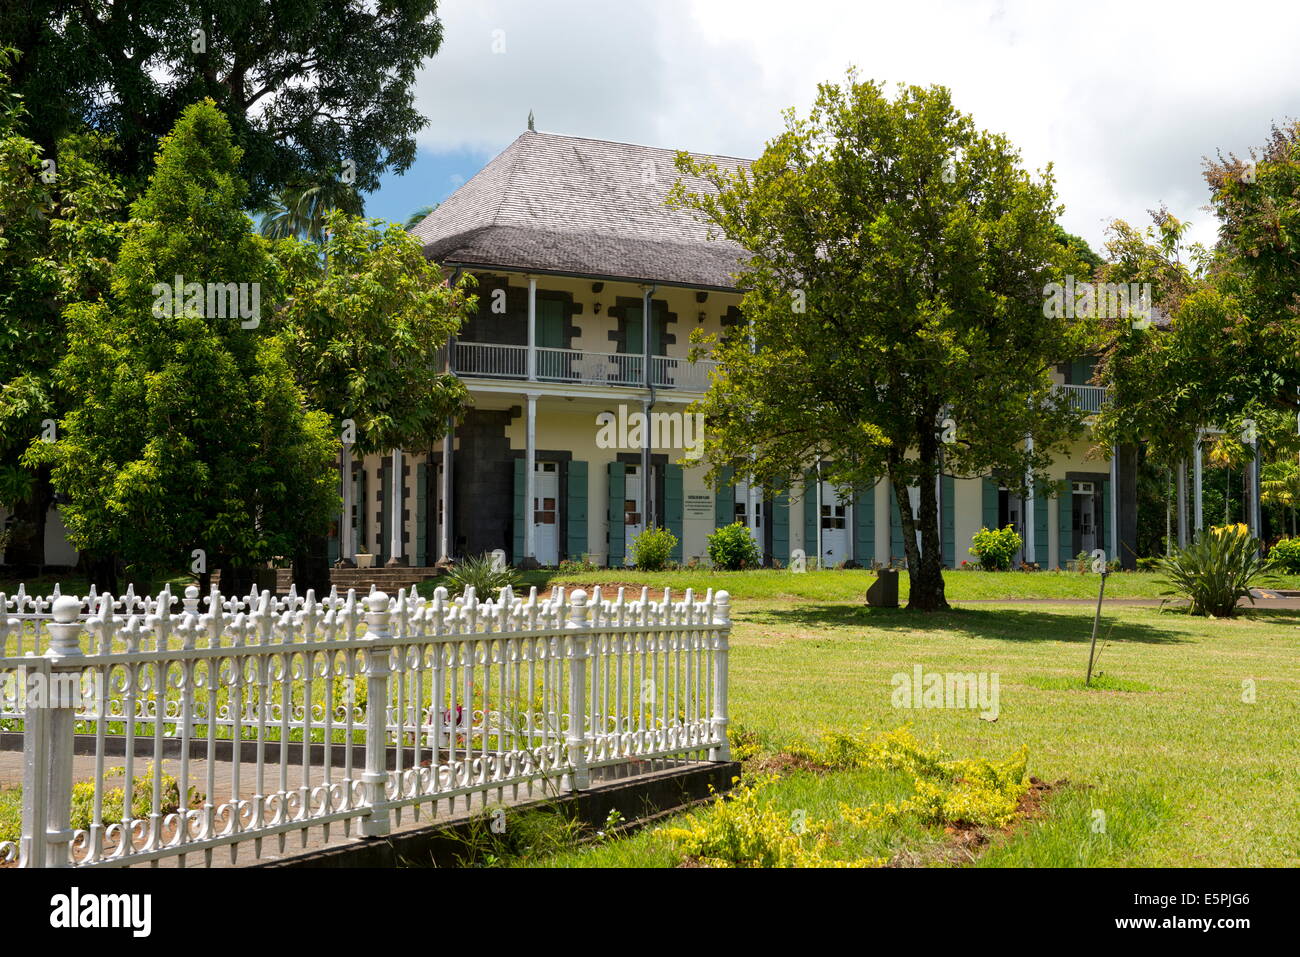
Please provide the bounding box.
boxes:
[355,551,374,569]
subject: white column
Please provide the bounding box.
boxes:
[439,422,453,563]
[387,448,404,566]
[527,277,537,381]
[1023,435,1035,565]
[1193,433,1203,535]
[524,393,537,564]
[339,444,354,565]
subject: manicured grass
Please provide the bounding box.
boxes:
[514,576,1300,867]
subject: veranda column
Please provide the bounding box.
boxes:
[524,392,537,565]
[1193,432,1204,535]
[386,448,406,566]
[338,442,354,567]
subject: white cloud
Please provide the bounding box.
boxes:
[415,0,1300,252]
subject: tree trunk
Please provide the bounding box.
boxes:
[891,450,949,613]
[218,561,256,598]
[293,534,331,597]
[84,552,121,595]
[6,470,53,573]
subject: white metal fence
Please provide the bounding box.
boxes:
[0,583,731,868]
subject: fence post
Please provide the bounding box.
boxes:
[19,661,48,868]
[710,591,731,762]
[359,591,392,838]
[32,596,85,867]
[565,589,590,791]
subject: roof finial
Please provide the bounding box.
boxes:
[527,109,535,132]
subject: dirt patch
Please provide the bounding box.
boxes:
[744,751,828,776]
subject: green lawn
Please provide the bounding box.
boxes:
[503,571,1300,867]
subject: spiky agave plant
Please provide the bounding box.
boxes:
[443,553,521,599]
[1154,524,1276,617]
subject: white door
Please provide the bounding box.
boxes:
[533,462,559,566]
[734,480,763,551]
[820,481,850,566]
[624,464,644,558]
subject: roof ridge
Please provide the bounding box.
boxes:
[528,128,753,164]
[488,131,537,229]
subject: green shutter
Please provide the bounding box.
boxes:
[1102,480,1112,562]
[537,299,565,348]
[714,466,735,528]
[771,490,789,566]
[665,464,684,563]
[353,464,366,558]
[624,304,643,356]
[1058,480,1074,568]
[1034,480,1049,566]
[513,458,526,565]
[981,476,999,532]
[379,459,391,564]
[415,461,428,566]
[854,483,875,566]
[889,491,903,562]
[566,460,588,561]
[607,462,626,567]
[804,469,818,562]
[941,475,955,567]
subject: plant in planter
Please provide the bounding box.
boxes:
[355,551,374,569]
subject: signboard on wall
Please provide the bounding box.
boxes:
[684,493,713,520]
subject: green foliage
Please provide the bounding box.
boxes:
[1155,523,1275,617]
[451,807,584,867]
[670,70,1093,610]
[33,100,338,576]
[969,525,1023,571]
[444,553,521,599]
[68,765,197,830]
[707,521,762,570]
[272,210,470,454]
[1267,537,1300,573]
[7,1,447,207]
[628,526,677,571]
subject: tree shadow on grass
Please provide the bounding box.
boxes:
[741,604,1186,645]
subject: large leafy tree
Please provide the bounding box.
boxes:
[0,48,125,569]
[2,0,444,207]
[30,100,337,588]
[671,74,1092,611]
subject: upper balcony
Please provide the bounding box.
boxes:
[1056,384,1107,414]
[453,341,718,394]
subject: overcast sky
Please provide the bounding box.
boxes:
[370,0,1300,255]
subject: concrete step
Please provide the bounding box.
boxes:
[274,566,443,594]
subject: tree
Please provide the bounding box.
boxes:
[257,177,364,242]
[29,100,337,589]
[0,47,126,570]
[272,209,472,585]
[671,73,1092,610]
[2,1,444,207]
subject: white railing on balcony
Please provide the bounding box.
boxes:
[453,342,718,393]
[453,341,527,379]
[1056,384,1108,413]
[0,583,731,868]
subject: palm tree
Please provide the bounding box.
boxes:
[404,204,437,229]
[257,178,364,243]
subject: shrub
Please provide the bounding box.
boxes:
[969,525,1023,571]
[67,765,196,831]
[628,526,677,571]
[445,553,521,599]
[707,522,762,570]
[1155,523,1276,617]
[557,555,598,574]
[1267,537,1300,574]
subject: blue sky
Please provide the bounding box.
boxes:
[363,0,1300,253]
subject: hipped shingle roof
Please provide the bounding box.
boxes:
[410,131,751,290]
